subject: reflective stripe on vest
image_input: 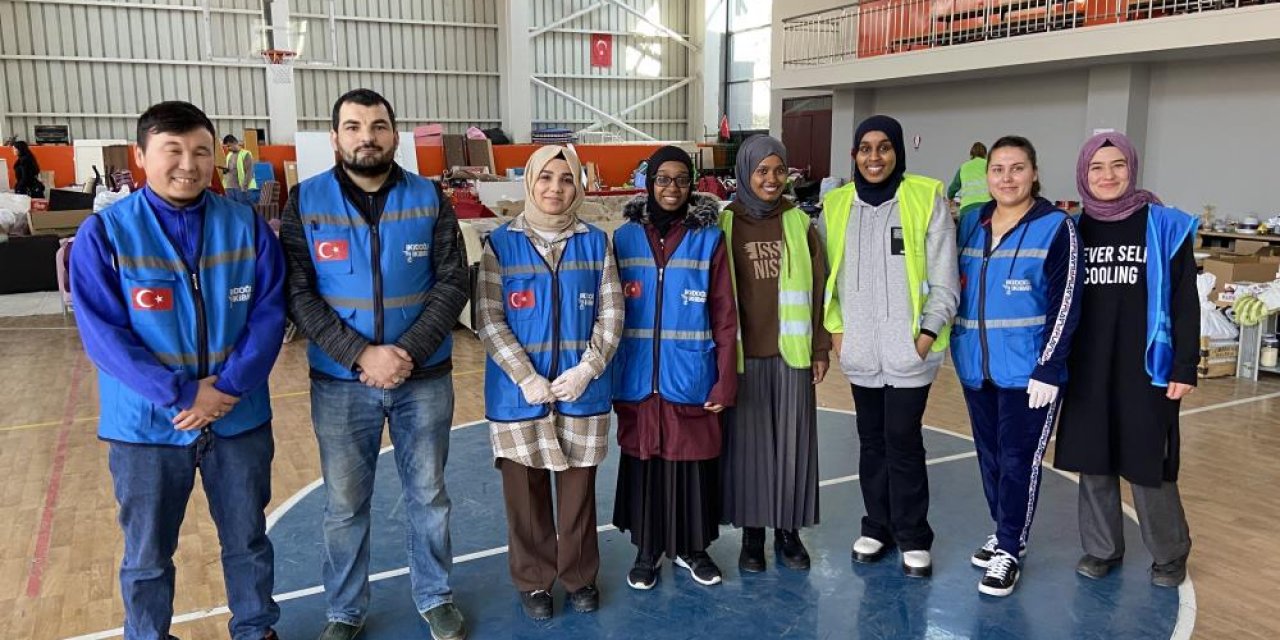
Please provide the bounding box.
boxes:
[820,174,951,352]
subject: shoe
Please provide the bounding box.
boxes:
[1151,555,1188,587]
[971,535,1028,568]
[902,550,933,578]
[1076,554,1122,579]
[519,590,553,621]
[567,584,600,613]
[978,550,1021,597]
[739,527,766,573]
[675,551,724,586]
[627,553,662,590]
[316,621,363,640]
[422,602,466,640]
[774,529,811,570]
[852,536,893,564]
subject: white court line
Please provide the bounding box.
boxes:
[1176,391,1280,417]
[64,409,1192,640]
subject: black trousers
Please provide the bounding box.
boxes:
[851,384,934,551]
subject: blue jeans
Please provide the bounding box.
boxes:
[311,374,455,623]
[108,425,278,640]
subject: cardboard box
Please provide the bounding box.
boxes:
[1203,255,1280,303]
[1198,337,1238,379]
[28,208,92,236]
[283,161,299,191]
[1232,239,1271,255]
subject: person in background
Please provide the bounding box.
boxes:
[222,134,260,205]
[719,135,830,574]
[1054,131,1198,588]
[10,139,46,198]
[612,146,738,590]
[478,144,622,621]
[821,115,958,579]
[947,142,991,218]
[952,135,1083,597]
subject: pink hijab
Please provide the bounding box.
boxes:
[1075,131,1162,222]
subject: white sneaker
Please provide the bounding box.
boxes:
[902,550,932,577]
[852,536,891,563]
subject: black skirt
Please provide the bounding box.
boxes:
[612,453,721,559]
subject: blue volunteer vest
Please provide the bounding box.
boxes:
[612,222,721,405]
[1144,205,1199,387]
[483,223,613,421]
[96,191,271,445]
[297,170,452,379]
[952,206,1073,390]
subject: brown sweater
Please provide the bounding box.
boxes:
[726,200,830,362]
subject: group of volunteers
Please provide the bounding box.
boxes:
[74,87,1196,640]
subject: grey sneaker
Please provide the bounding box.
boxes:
[316,621,362,640]
[1076,554,1122,579]
[422,603,466,640]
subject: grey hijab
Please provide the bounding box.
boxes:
[734,135,788,218]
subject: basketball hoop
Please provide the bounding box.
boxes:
[260,49,297,85]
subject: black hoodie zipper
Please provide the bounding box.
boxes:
[369,193,384,344]
[651,236,666,394]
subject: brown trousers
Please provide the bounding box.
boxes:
[499,459,600,592]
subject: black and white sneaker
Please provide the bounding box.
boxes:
[971,535,1027,568]
[675,551,723,586]
[979,550,1020,597]
[627,554,662,590]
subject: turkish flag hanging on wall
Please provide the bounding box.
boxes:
[590,33,612,68]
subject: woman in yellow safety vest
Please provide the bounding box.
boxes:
[947,141,992,217]
[821,115,959,578]
[719,135,831,573]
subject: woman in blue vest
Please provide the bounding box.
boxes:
[1055,131,1198,588]
[611,146,738,590]
[952,136,1083,596]
[477,144,623,621]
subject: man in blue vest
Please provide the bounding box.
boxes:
[280,88,469,640]
[71,101,286,640]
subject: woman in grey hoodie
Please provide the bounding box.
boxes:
[819,115,959,577]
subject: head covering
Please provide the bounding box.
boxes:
[852,115,907,207]
[644,145,694,235]
[522,144,584,233]
[734,135,788,218]
[1075,131,1161,222]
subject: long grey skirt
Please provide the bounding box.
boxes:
[721,356,820,530]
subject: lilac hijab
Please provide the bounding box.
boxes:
[1075,131,1162,222]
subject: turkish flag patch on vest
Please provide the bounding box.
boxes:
[131,287,174,311]
[314,240,350,261]
[508,290,536,309]
[623,281,643,298]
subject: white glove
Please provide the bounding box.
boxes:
[1027,379,1059,409]
[518,374,556,405]
[551,364,595,402]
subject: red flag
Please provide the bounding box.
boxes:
[590,33,612,68]
[314,239,350,262]
[507,290,536,310]
[131,287,174,311]
[623,281,643,298]
[718,114,731,141]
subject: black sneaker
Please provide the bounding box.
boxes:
[316,621,363,640]
[972,535,1028,568]
[421,602,466,640]
[675,551,723,586]
[739,527,766,573]
[1151,555,1188,587]
[978,550,1020,597]
[627,553,661,590]
[519,589,553,621]
[567,584,600,613]
[1076,554,1122,579]
[774,529,811,570]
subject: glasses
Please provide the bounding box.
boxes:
[653,175,692,188]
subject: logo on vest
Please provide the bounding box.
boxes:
[578,292,596,310]
[315,240,349,262]
[131,287,173,311]
[228,285,253,304]
[508,290,536,310]
[624,281,643,298]
[403,242,430,263]
[1003,279,1032,295]
[681,289,707,305]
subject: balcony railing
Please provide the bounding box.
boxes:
[782,0,1275,67]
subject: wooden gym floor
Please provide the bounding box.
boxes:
[1,316,1276,639]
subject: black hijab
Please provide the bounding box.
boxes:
[853,115,906,207]
[645,145,694,235]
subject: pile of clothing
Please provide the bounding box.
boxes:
[531,128,576,145]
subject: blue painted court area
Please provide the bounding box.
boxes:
[267,409,1184,639]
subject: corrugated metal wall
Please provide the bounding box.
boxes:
[0,0,268,141]
[290,0,501,132]
[531,0,692,142]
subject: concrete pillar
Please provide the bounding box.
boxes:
[830,87,875,181]
[498,0,533,144]
[1085,63,1150,180]
[265,0,299,143]
[691,0,726,142]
